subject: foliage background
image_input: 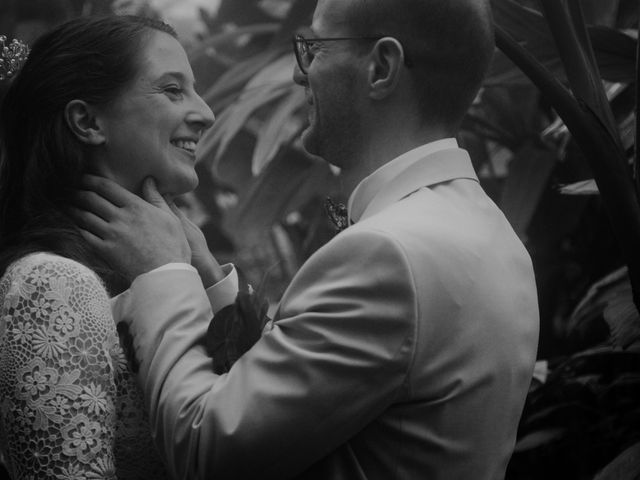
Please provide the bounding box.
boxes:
[2,0,640,478]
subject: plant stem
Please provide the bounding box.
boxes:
[538,0,622,149]
[635,12,640,200]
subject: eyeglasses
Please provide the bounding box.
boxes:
[292,34,412,74]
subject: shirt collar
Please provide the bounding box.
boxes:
[348,138,477,223]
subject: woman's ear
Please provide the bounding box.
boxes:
[367,37,405,100]
[65,100,106,145]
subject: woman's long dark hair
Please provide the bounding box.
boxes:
[0,15,176,293]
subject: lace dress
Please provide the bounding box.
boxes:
[0,253,168,479]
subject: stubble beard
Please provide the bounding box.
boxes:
[301,103,361,170]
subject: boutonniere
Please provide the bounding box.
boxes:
[324,197,349,233]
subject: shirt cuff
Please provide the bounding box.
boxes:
[110,262,238,314]
[206,263,239,314]
[109,263,197,313]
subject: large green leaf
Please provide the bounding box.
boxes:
[242,50,296,90]
[199,82,290,171]
[488,0,637,85]
[491,0,555,50]
[569,267,628,333]
[189,23,280,61]
[199,51,299,171]
[603,281,640,349]
[568,267,640,350]
[594,442,640,479]
[271,0,317,45]
[579,0,621,27]
[489,0,572,85]
[215,0,277,26]
[201,48,284,106]
[224,149,335,245]
[514,428,566,452]
[500,142,557,239]
[251,83,306,175]
[558,179,599,195]
[539,0,622,147]
[472,85,541,149]
[496,25,640,318]
[589,26,637,83]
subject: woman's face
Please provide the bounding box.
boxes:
[94,30,214,198]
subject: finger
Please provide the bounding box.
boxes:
[73,190,121,221]
[68,206,111,240]
[167,202,199,235]
[81,174,140,208]
[142,177,172,213]
[166,200,187,221]
[76,228,118,269]
[77,227,106,250]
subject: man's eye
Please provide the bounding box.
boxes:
[307,42,322,54]
[165,86,183,97]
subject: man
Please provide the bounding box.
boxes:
[76,0,539,478]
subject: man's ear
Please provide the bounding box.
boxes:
[367,37,405,100]
[65,100,107,145]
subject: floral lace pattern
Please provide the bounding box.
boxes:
[0,253,167,479]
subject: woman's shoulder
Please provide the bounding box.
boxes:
[0,252,108,306]
[0,251,116,358]
[3,252,101,283]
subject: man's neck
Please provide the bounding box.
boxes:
[339,128,450,198]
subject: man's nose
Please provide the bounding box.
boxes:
[292,62,307,86]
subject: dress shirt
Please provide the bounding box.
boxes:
[348,138,458,222]
[112,263,238,315]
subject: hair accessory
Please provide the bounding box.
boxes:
[0,35,30,81]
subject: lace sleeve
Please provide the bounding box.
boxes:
[0,255,119,479]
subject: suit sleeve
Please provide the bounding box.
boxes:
[119,228,418,480]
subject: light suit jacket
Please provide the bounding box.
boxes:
[113,144,539,480]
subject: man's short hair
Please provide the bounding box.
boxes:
[347,0,494,131]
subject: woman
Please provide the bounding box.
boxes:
[0,15,214,479]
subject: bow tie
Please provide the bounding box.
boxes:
[324,197,350,232]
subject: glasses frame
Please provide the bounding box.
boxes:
[292,34,412,74]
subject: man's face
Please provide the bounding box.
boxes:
[293,0,366,169]
[94,31,215,198]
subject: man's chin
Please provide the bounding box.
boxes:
[303,128,345,168]
[300,127,322,159]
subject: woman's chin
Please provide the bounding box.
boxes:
[159,175,199,198]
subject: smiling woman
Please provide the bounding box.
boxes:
[0,15,214,479]
[88,31,214,197]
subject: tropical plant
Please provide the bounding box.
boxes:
[488,1,640,478]
[189,0,333,299]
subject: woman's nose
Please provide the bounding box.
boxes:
[187,94,215,131]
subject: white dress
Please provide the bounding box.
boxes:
[0,253,168,479]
